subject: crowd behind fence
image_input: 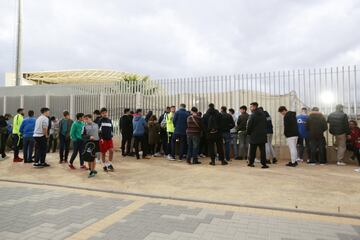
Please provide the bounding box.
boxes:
[0,65,358,146]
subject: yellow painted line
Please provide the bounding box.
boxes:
[65,200,146,240]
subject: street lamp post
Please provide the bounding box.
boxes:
[15,0,23,86]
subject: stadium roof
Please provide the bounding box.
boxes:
[22,69,147,84]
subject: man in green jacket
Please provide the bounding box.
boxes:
[13,108,24,162]
[68,113,86,170]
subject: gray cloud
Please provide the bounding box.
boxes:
[0,0,359,85]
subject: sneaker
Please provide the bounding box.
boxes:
[167,155,176,161]
[96,159,101,164]
[221,161,228,165]
[199,154,206,158]
[143,156,151,159]
[80,165,88,170]
[286,162,297,167]
[354,168,360,173]
[320,163,326,166]
[88,171,96,178]
[13,157,23,163]
[153,153,162,157]
[33,162,44,168]
[297,158,303,163]
[247,163,255,167]
[193,161,202,164]
[68,164,76,170]
[266,160,271,164]
[308,163,316,166]
[186,159,192,164]
[42,163,51,167]
[103,166,108,172]
[177,159,184,162]
[337,161,347,166]
[107,164,114,171]
[209,161,215,166]
[272,158,278,164]
[255,158,260,163]
[262,165,269,169]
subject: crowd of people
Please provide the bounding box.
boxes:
[0,102,359,178]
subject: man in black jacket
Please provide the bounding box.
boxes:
[247,102,269,168]
[278,106,299,167]
[327,104,350,166]
[307,107,328,164]
[158,107,170,156]
[220,106,235,162]
[119,108,133,156]
[237,105,250,160]
[202,103,227,166]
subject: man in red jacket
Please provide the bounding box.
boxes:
[348,120,360,173]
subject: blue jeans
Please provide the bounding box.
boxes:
[231,133,238,158]
[171,133,187,159]
[23,137,34,162]
[222,132,231,161]
[187,135,200,162]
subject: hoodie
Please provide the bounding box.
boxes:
[133,114,146,137]
[173,108,190,135]
[19,117,36,138]
[307,111,328,140]
[283,111,299,138]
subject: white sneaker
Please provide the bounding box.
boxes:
[337,161,347,166]
[153,153,162,157]
[96,159,101,164]
[354,168,360,173]
[255,158,260,163]
[297,158,303,162]
[167,155,176,161]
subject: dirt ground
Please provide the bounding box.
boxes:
[0,152,359,216]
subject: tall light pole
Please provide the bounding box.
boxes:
[15,0,23,86]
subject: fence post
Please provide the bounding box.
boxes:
[3,96,6,115]
[135,92,142,110]
[20,95,24,108]
[45,94,50,108]
[100,93,105,109]
[70,95,75,119]
[290,91,297,111]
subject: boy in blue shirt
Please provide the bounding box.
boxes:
[296,107,310,162]
[20,110,36,163]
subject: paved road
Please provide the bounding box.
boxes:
[0,182,359,240]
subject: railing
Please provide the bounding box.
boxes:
[1,65,359,145]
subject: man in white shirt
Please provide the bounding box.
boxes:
[33,108,50,168]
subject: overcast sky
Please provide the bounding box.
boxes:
[0,0,359,85]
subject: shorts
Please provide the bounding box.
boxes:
[100,139,113,154]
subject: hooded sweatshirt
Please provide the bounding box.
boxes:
[307,111,328,140]
[283,111,299,138]
[133,114,146,137]
[296,113,309,139]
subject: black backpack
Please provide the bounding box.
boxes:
[82,141,97,162]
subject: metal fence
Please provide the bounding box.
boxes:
[0,65,358,145]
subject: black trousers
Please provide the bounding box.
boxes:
[59,134,70,161]
[207,132,224,162]
[310,137,326,164]
[0,133,7,157]
[121,133,132,155]
[70,140,84,166]
[249,143,267,166]
[34,136,47,164]
[134,135,147,159]
[12,134,20,158]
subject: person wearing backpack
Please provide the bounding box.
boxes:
[203,103,227,166]
[220,106,235,162]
